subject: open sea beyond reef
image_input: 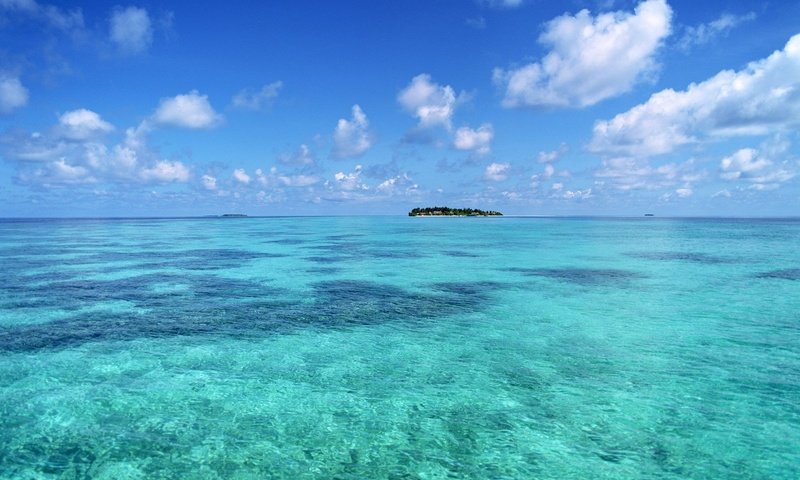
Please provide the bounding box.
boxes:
[0,216,798,479]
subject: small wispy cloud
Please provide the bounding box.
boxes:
[0,0,84,32]
[678,12,756,51]
[232,81,283,110]
[0,74,29,114]
[109,6,153,54]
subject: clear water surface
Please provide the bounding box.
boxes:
[0,216,798,479]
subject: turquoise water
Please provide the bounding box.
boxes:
[0,216,798,479]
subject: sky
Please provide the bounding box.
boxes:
[0,0,798,217]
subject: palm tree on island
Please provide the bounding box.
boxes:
[408,207,503,216]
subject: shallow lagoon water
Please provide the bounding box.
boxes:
[0,216,798,478]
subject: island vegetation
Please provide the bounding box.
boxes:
[408,207,503,217]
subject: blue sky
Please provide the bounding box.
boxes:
[1,0,798,216]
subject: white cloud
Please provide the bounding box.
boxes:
[0,0,84,31]
[333,165,367,191]
[720,149,771,180]
[590,34,800,157]
[278,144,315,166]
[139,160,190,183]
[278,173,319,187]
[232,81,283,110]
[254,168,269,186]
[153,91,222,129]
[324,166,419,202]
[595,156,703,192]
[376,173,417,194]
[481,0,523,8]
[57,109,113,140]
[49,158,93,182]
[538,143,568,163]
[0,74,29,114]
[201,174,217,190]
[453,123,493,155]
[2,109,198,186]
[17,158,96,185]
[563,188,593,199]
[712,189,731,198]
[494,0,672,108]
[484,162,510,181]
[678,12,756,50]
[398,74,465,130]
[253,166,319,189]
[332,105,373,159]
[232,168,251,184]
[465,17,486,30]
[109,6,152,54]
[720,138,796,190]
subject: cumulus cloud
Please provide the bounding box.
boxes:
[232,81,283,110]
[153,91,222,129]
[376,173,416,194]
[109,6,152,54]
[719,138,796,190]
[332,105,373,159]
[324,165,418,202]
[453,123,494,155]
[0,75,29,114]
[494,0,672,108]
[232,168,251,184]
[333,165,366,191]
[57,109,113,140]
[484,162,510,181]
[398,74,466,130]
[678,12,756,50]
[139,160,190,182]
[2,111,194,185]
[590,34,800,157]
[201,174,217,190]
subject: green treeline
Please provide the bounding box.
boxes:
[408,207,503,217]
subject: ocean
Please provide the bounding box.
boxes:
[0,216,798,478]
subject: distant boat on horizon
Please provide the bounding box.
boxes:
[644,213,655,217]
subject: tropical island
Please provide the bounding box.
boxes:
[408,207,503,217]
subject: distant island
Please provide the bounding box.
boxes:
[221,213,248,217]
[408,207,503,217]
